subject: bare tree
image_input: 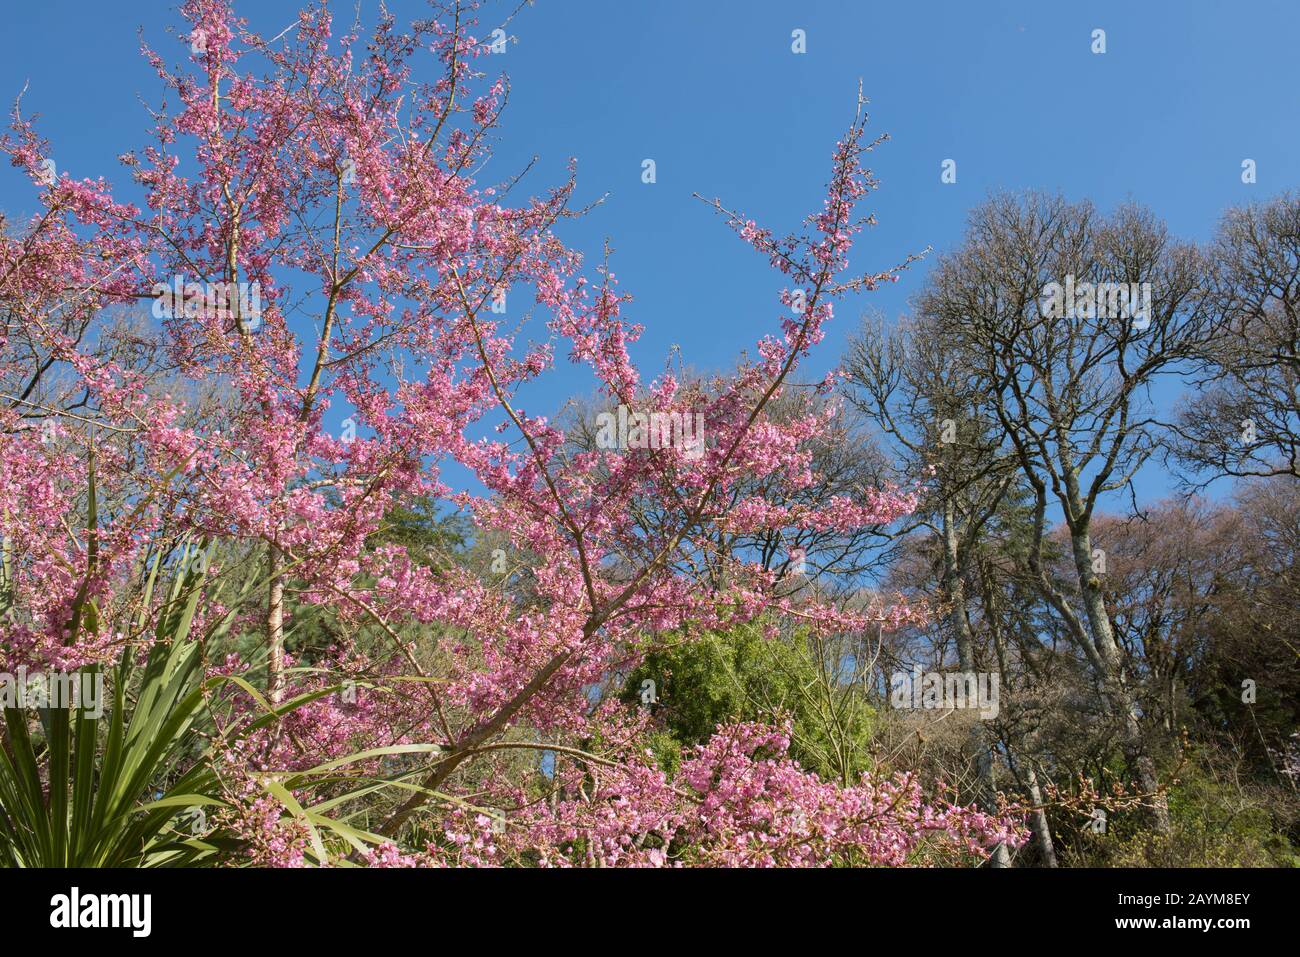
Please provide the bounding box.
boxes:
[845,308,1025,864]
[914,192,1220,832]
[1171,193,1300,483]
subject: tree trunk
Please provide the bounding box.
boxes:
[266,543,285,705]
[1067,520,1170,833]
[1023,765,1058,867]
[944,501,1011,866]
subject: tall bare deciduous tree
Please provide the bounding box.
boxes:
[1172,193,1300,483]
[913,192,1221,833]
[845,309,1027,864]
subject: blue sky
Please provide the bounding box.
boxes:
[2,0,1296,506]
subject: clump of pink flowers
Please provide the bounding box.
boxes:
[0,0,1023,867]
